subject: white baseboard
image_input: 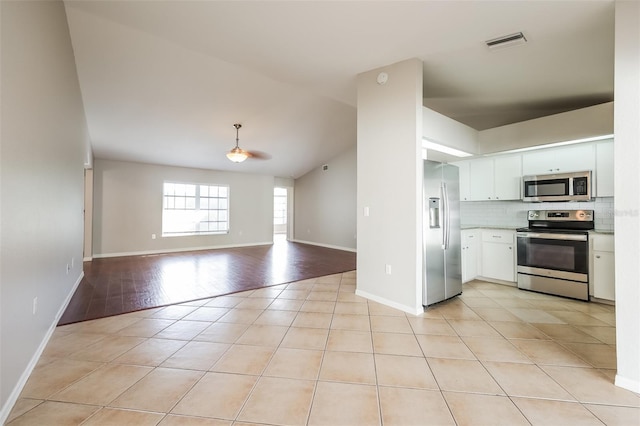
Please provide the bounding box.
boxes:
[290,239,356,253]
[83,256,92,262]
[615,373,640,394]
[0,271,84,425]
[92,242,273,259]
[355,289,423,316]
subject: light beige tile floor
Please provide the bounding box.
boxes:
[8,273,640,425]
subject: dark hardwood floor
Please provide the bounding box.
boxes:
[59,237,356,325]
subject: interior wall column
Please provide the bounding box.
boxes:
[613,0,640,393]
[356,58,424,314]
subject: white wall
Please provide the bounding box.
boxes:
[83,169,93,260]
[425,102,613,157]
[93,159,274,257]
[478,102,613,154]
[613,0,640,394]
[423,107,479,155]
[356,59,423,314]
[0,1,88,420]
[293,145,356,251]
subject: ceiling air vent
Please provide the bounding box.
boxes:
[485,32,527,49]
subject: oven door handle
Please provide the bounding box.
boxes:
[516,232,588,242]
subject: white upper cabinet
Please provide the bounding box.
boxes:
[453,140,611,202]
[454,161,471,201]
[469,158,494,200]
[494,155,522,200]
[595,140,614,197]
[522,143,596,176]
[468,155,521,201]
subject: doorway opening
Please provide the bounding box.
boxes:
[274,187,288,242]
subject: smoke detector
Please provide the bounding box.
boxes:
[485,32,527,50]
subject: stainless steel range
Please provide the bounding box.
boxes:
[516,210,594,301]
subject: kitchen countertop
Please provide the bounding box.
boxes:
[461,225,521,230]
[462,225,614,234]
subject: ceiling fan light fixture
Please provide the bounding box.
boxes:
[227,123,248,163]
[226,146,248,163]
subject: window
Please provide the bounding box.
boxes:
[273,187,287,226]
[162,182,229,236]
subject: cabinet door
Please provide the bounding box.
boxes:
[522,143,596,175]
[461,230,478,283]
[481,242,515,282]
[494,155,522,200]
[454,161,471,201]
[469,158,494,200]
[593,251,615,301]
[596,140,614,197]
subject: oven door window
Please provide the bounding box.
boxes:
[517,236,588,274]
[524,179,569,198]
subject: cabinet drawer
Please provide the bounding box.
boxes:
[482,230,514,243]
[592,234,614,252]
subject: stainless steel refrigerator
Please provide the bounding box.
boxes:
[423,160,462,306]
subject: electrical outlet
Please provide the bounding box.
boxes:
[32,297,38,315]
[151,234,156,240]
[385,264,392,275]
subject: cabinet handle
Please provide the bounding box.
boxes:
[596,255,601,259]
[509,246,512,250]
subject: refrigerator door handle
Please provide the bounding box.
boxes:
[442,182,450,249]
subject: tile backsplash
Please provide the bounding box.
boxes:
[460,197,614,231]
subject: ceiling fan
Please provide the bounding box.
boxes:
[226,123,270,163]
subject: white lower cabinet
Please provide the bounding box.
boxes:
[480,229,516,282]
[461,229,479,283]
[590,234,615,301]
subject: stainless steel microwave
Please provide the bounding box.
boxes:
[522,171,591,202]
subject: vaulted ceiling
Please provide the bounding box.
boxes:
[64,1,614,178]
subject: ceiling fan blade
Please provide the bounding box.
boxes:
[246,150,272,160]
